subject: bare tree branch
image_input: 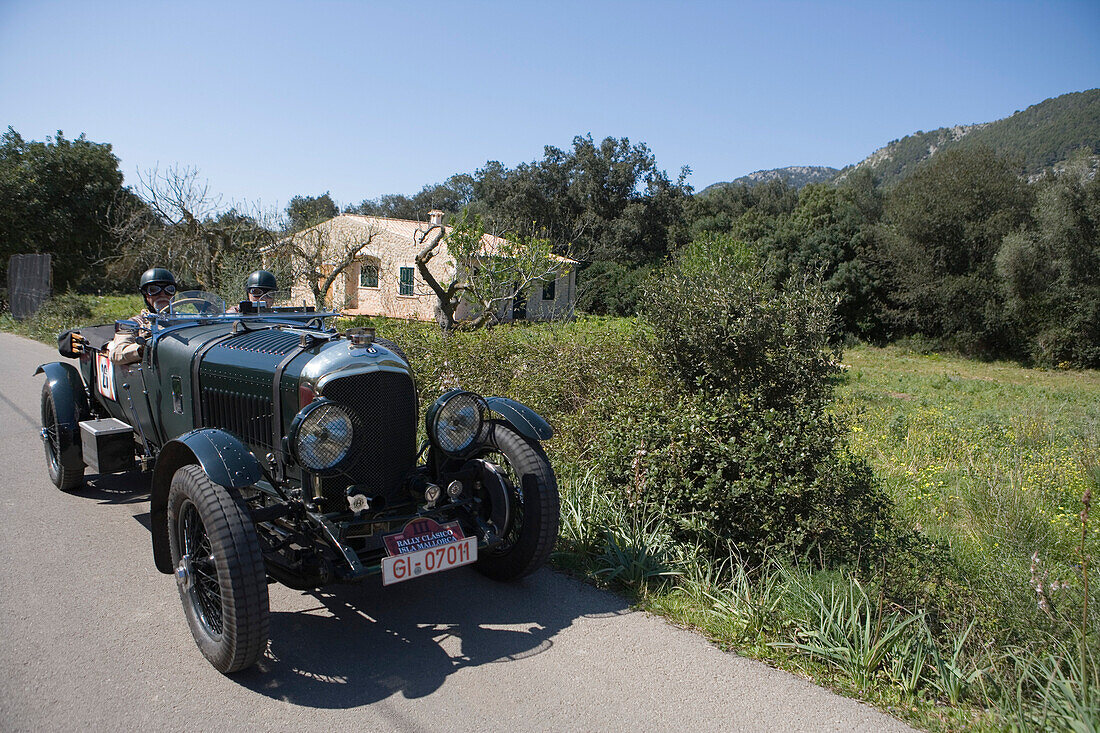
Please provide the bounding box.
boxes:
[413,210,571,333]
[264,220,381,311]
[414,224,466,330]
[107,165,279,295]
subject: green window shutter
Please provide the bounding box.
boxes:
[399,267,414,295]
[360,264,378,288]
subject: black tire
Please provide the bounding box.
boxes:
[40,383,84,491]
[167,464,269,673]
[474,422,559,581]
[374,337,408,364]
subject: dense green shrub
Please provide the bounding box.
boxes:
[363,305,892,567]
[579,235,896,565]
[362,316,662,467]
[996,165,1100,368]
[349,265,896,569]
[590,386,892,565]
[645,235,841,411]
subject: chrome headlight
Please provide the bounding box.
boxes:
[427,390,486,455]
[289,400,356,472]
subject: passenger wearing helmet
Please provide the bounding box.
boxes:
[107,268,178,364]
[229,270,278,312]
[245,269,277,308]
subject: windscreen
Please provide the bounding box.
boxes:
[163,290,227,317]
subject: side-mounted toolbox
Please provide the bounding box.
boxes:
[79,418,134,474]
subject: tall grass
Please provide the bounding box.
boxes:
[774,574,927,692]
[831,345,1099,729]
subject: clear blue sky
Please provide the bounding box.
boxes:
[2,0,1098,211]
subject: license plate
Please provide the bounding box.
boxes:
[381,537,477,586]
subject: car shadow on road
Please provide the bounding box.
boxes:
[234,567,630,709]
[80,471,150,505]
[74,471,153,529]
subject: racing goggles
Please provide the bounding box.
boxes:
[248,287,274,297]
[143,283,176,296]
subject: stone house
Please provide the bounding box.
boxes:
[279,211,576,321]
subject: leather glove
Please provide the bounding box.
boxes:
[57,330,87,358]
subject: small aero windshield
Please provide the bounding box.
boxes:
[161,290,227,318]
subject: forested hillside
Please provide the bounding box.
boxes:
[839,88,1100,186]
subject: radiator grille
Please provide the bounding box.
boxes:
[201,389,274,449]
[319,370,417,508]
[219,329,300,355]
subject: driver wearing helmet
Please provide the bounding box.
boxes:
[107,268,177,365]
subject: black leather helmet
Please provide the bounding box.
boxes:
[245,269,277,292]
[139,267,176,290]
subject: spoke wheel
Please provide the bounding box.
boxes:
[474,422,559,581]
[168,464,269,673]
[178,500,224,637]
[40,383,83,491]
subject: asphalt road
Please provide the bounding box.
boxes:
[0,330,913,732]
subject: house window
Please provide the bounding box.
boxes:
[542,279,556,301]
[399,267,414,296]
[359,263,378,288]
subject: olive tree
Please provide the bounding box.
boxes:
[414,209,569,332]
[879,146,1032,353]
[996,162,1100,367]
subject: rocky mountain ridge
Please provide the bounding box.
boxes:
[702,89,1099,192]
[699,165,839,194]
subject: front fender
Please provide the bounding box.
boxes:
[35,362,91,466]
[149,429,264,573]
[484,396,553,441]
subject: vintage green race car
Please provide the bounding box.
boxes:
[36,291,558,673]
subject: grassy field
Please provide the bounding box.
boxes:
[6,302,1097,730]
[840,344,1099,558]
[839,345,1099,660]
[839,346,1098,728]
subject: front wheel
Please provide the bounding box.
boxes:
[474,422,559,581]
[167,464,269,673]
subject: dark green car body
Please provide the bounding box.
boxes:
[37,293,557,607]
